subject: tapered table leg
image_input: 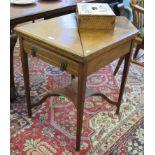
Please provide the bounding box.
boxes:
[10,33,17,101]
[76,64,87,151]
[19,37,32,117]
[113,56,124,76]
[116,41,133,114]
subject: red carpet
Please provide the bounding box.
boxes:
[11,44,144,154]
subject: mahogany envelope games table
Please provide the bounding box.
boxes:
[10,0,124,101]
[15,13,138,151]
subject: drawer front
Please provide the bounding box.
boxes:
[23,40,80,76]
[87,41,131,75]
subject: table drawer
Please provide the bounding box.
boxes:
[23,40,79,76]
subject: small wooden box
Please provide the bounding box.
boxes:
[76,3,116,30]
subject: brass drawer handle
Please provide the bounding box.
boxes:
[60,61,68,71]
[31,47,37,57]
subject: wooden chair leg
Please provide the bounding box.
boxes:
[113,56,124,76]
[10,33,17,101]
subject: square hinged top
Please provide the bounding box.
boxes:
[14,13,138,62]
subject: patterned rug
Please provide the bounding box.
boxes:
[10,43,144,155]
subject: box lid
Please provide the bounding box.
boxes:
[77,3,116,16]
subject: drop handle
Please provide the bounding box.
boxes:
[60,61,68,71]
[31,47,37,57]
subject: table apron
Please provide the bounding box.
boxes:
[86,40,132,75]
[22,39,132,77]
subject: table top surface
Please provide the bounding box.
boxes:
[15,13,138,60]
[10,0,93,20]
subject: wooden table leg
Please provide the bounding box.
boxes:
[10,33,17,101]
[113,56,124,76]
[76,65,87,151]
[19,37,32,117]
[116,42,133,114]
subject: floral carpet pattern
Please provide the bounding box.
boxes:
[11,44,144,155]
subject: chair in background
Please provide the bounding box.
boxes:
[113,0,144,75]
